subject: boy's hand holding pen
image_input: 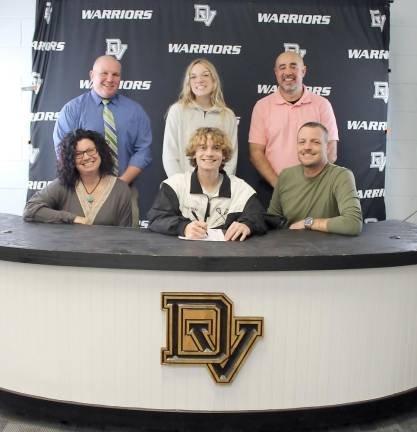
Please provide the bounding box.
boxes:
[184,210,208,239]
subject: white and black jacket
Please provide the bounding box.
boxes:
[147,169,268,237]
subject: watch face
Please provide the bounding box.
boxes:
[304,217,313,229]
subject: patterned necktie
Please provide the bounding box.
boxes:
[102,99,118,175]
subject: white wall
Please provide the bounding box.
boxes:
[0,1,415,221]
[0,1,34,215]
[386,0,417,223]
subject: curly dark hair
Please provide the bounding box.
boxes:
[57,129,114,188]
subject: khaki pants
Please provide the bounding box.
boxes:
[131,187,139,228]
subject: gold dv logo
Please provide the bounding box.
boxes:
[161,292,263,383]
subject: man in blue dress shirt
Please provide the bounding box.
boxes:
[53,55,152,224]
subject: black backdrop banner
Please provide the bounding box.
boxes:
[29,0,390,221]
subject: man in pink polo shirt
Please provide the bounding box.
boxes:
[249,51,338,206]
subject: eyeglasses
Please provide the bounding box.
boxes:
[74,147,98,160]
[189,72,211,80]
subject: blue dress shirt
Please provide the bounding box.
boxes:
[53,90,152,175]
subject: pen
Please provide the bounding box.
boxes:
[191,211,208,237]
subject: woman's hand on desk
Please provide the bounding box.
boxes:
[74,216,88,224]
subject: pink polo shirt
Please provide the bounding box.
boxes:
[249,86,339,175]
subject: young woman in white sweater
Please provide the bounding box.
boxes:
[162,58,238,177]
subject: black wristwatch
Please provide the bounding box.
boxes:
[304,217,314,230]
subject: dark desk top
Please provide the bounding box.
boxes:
[1,213,417,271]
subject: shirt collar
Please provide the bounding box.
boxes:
[91,89,120,106]
[190,168,231,198]
[303,162,331,179]
[273,84,311,106]
[190,101,222,113]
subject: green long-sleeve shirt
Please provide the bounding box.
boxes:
[267,163,363,236]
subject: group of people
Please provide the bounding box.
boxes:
[23,52,363,239]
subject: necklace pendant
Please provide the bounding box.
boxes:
[80,176,101,203]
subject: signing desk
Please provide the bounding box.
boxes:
[1,212,417,424]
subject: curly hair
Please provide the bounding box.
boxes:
[57,129,114,189]
[186,127,232,171]
[178,58,228,110]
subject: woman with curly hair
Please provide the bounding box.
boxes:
[24,129,132,226]
[162,58,238,177]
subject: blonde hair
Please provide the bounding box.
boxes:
[178,58,228,110]
[186,127,232,170]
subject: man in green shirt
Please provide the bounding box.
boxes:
[267,122,363,236]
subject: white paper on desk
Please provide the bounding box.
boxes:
[179,228,225,241]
